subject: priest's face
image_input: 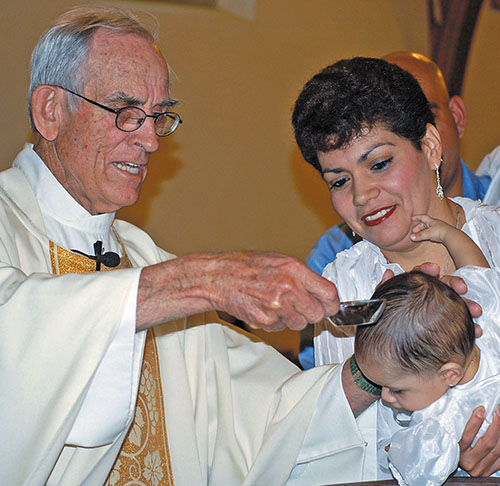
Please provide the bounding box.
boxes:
[49,29,172,214]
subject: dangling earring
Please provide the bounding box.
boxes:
[434,158,444,200]
[352,229,356,238]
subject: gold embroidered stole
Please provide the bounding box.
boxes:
[49,242,174,485]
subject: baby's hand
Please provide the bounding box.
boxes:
[410,214,455,243]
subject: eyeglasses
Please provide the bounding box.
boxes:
[58,86,182,137]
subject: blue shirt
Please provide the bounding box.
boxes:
[461,160,491,202]
[300,160,491,369]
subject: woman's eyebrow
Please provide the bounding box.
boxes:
[320,141,395,175]
[359,142,395,162]
[321,167,344,175]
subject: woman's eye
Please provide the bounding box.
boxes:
[371,157,393,171]
[329,176,349,191]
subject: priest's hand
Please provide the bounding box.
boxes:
[213,251,340,331]
[137,251,340,331]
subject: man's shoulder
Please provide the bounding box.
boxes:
[113,219,176,265]
[0,166,28,193]
[113,218,158,250]
[0,166,42,225]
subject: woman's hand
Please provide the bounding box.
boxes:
[459,405,500,476]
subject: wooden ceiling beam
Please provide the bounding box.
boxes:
[427,0,484,96]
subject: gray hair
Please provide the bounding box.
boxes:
[29,5,160,131]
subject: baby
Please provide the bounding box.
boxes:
[353,213,500,485]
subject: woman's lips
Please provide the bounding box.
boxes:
[363,205,396,226]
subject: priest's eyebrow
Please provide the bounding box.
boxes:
[105,91,179,109]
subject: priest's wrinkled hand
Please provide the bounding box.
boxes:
[137,250,340,332]
[215,251,340,331]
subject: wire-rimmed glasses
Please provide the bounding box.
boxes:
[58,86,182,137]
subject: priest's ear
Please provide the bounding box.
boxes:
[30,85,66,142]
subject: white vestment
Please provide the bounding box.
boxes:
[314,196,500,481]
[0,145,368,486]
[477,144,500,206]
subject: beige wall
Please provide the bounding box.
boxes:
[2,0,498,355]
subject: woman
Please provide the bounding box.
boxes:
[292,57,500,480]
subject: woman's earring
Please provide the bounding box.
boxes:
[434,159,444,200]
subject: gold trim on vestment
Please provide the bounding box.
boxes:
[49,240,174,485]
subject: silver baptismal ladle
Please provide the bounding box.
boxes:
[326,299,386,327]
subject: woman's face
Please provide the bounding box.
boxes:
[318,124,439,254]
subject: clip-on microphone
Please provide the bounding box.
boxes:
[71,241,121,271]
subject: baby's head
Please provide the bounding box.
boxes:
[355,271,475,411]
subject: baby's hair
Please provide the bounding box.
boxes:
[355,271,475,376]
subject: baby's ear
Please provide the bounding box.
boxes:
[439,362,464,387]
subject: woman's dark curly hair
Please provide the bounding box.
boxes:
[292,57,435,172]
